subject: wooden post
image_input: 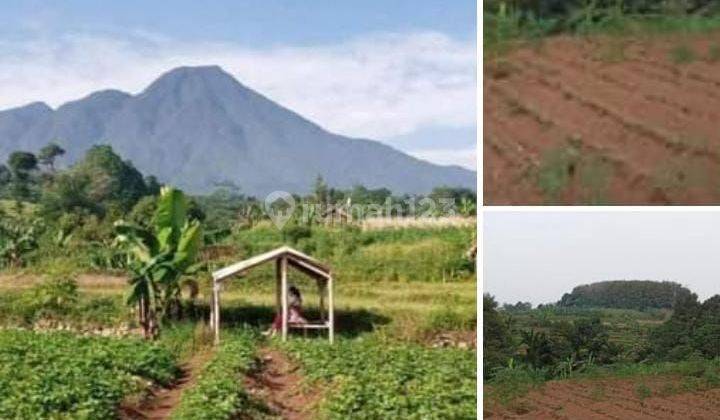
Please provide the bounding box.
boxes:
[281,256,288,341]
[328,275,334,344]
[209,290,214,329]
[213,281,221,345]
[319,279,326,322]
[275,258,282,314]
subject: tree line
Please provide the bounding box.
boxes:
[485,287,720,381]
[0,142,476,269]
[558,280,692,310]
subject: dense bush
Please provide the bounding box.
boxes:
[172,329,258,420]
[282,337,476,419]
[559,280,691,310]
[650,293,720,361]
[484,294,515,379]
[0,329,178,418]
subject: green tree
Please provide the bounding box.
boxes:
[40,172,99,217]
[562,317,616,362]
[72,145,148,211]
[7,151,38,176]
[0,165,10,186]
[144,175,162,195]
[313,174,329,205]
[484,294,515,378]
[559,280,691,310]
[114,187,203,338]
[38,142,66,171]
[40,145,148,216]
[520,329,570,369]
[647,292,720,361]
[7,151,38,200]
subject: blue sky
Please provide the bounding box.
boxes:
[484,211,720,305]
[1,0,476,44]
[0,1,477,169]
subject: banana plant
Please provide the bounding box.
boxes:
[459,197,476,217]
[0,217,41,268]
[114,187,203,339]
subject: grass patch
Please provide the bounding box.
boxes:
[669,44,696,64]
[635,382,652,400]
[536,138,613,204]
[485,363,546,408]
[579,154,614,204]
[536,143,580,203]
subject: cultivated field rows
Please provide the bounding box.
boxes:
[485,34,720,204]
[488,376,720,419]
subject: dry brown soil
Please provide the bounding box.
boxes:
[120,350,213,419]
[485,32,720,204]
[486,376,720,419]
[244,347,323,420]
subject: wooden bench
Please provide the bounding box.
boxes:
[289,322,331,337]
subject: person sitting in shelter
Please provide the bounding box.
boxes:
[265,285,307,336]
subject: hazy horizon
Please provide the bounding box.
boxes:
[484,211,720,306]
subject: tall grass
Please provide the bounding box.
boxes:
[485,2,720,55]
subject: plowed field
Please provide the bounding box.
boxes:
[485,34,720,204]
[486,376,720,419]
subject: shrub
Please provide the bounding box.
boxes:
[29,277,79,317]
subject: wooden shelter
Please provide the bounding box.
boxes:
[210,246,334,344]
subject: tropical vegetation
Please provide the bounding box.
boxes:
[0,142,476,418]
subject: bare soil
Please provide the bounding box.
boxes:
[486,376,720,419]
[244,347,323,420]
[485,32,720,204]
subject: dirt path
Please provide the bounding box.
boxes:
[244,347,322,420]
[122,349,213,420]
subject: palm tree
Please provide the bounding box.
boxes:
[114,187,203,338]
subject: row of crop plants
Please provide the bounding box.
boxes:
[0,329,179,418]
[280,337,477,419]
[171,328,263,419]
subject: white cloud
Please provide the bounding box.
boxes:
[0,31,476,163]
[0,31,475,132]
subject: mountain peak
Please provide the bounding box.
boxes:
[148,65,235,86]
[0,65,476,195]
[139,65,246,102]
[166,65,227,76]
[0,101,52,121]
[11,101,52,114]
